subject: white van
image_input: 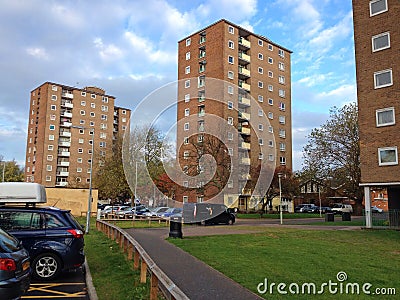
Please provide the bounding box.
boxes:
[331,203,353,214]
[0,182,46,204]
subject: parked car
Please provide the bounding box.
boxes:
[101,206,128,217]
[295,204,317,213]
[0,227,31,299]
[159,208,183,218]
[0,206,85,280]
[315,206,333,214]
[331,203,353,214]
[183,203,236,225]
[144,207,169,217]
[371,206,383,213]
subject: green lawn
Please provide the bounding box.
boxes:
[238,213,323,219]
[169,228,400,299]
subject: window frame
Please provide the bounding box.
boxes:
[374,69,393,89]
[369,0,388,17]
[372,31,390,52]
[378,146,398,166]
[376,107,395,127]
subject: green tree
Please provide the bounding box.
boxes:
[0,158,24,182]
[302,103,362,208]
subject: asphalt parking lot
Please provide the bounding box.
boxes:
[22,266,88,300]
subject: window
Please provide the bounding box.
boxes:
[81,91,86,97]
[279,89,286,98]
[268,44,273,51]
[268,98,273,105]
[50,114,56,120]
[258,95,263,102]
[199,49,206,58]
[185,94,190,102]
[91,103,95,108]
[258,124,263,131]
[228,148,233,156]
[228,56,234,64]
[258,81,264,88]
[183,196,189,203]
[184,137,189,145]
[49,135,54,141]
[100,132,107,139]
[280,156,286,165]
[48,145,54,151]
[279,75,285,84]
[51,95,57,101]
[52,85,58,91]
[91,94,96,99]
[228,101,233,109]
[278,49,285,58]
[78,138,84,144]
[228,180,233,188]
[269,126,273,133]
[46,165,52,171]
[122,110,126,114]
[258,39,263,46]
[259,153,264,160]
[279,129,286,138]
[77,167,82,173]
[46,176,51,181]
[199,34,206,44]
[101,105,108,112]
[184,108,190,116]
[279,115,286,124]
[183,181,189,188]
[268,71,273,78]
[268,57,273,64]
[370,0,388,16]
[90,121,94,126]
[228,40,234,49]
[258,53,263,60]
[228,26,234,34]
[184,122,189,131]
[258,67,263,74]
[374,69,392,89]
[280,142,286,151]
[198,134,204,143]
[259,138,264,145]
[77,158,82,163]
[186,52,190,60]
[269,154,274,161]
[186,38,191,46]
[199,64,205,73]
[47,155,53,161]
[228,86,234,94]
[372,32,390,52]
[268,85,273,91]
[78,148,83,153]
[81,101,86,106]
[198,120,204,132]
[99,141,106,148]
[183,151,189,159]
[100,123,107,130]
[228,71,234,79]
[378,147,398,166]
[101,114,107,120]
[258,109,263,117]
[268,112,273,119]
[80,110,85,116]
[198,75,205,87]
[376,107,395,127]
[279,102,286,111]
[185,80,190,88]
[227,117,233,125]
[49,125,55,130]
[228,132,234,140]
[102,96,108,103]
[268,140,273,147]
[90,112,95,117]
[51,105,56,111]
[278,62,285,71]
[185,66,190,74]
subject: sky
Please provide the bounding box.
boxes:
[0,0,356,171]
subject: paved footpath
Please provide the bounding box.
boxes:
[124,226,264,300]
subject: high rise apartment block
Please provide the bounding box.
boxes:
[25,82,131,188]
[352,0,400,219]
[176,20,292,209]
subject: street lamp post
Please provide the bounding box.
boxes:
[278,173,283,225]
[1,161,5,182]
[72,126,94,234]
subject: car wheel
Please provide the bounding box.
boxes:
[227,219,234,225]
[32,253,62,280]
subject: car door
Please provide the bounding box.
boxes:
[0,211,45,254]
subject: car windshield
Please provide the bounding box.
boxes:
[332,204,342,208]
[0,227,20,253]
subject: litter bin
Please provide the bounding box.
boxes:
[325,213,334,222]
[342,212,351,221]
[169,216,183,238]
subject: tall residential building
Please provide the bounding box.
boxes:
[176,19,292,210]
[352,0,400,220]
[25,82,131,188]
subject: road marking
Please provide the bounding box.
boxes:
[22,282,87,299]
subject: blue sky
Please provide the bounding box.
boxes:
[0,0,356,171]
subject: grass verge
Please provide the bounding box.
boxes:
[238,213,324,219]
[169,227,400,299]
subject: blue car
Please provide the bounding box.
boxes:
[0,206,85,280]
[159,208,182,218]
[0,227,31,299]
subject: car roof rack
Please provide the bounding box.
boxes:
[0,183,47,207]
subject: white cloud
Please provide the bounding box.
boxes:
[207,0,257,20]
[93,38,123,61]
[26,47,49,60]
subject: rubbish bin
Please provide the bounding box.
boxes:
[342,212,351,221]
[325,213,334,222]
[169,216,183,238]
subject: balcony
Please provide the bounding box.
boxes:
[59,141,71,147]
[241,188,252,195]
[55,182,68,187]
[239,127,251,135]
[57,171,69,177]
[58,151,70,157]
[58,161,70,167]
[240,157,251,165]
[60,131,71,137]
[238,52,250,64]
[240,142,250,150]
[62,92,73,99]
[238,37,251,48]
[238,66,250,78]
[61,102,73,108]
[238,81,251,92]
[240,174,252,181]
[198,111,205,117]
[62,112,72,118]
[238,111,250,120]
[238,95,250,106]
[61,122,72,127]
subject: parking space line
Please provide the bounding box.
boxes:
[22,282,87,299]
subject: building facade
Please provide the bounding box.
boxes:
[352,0,400,223]
[176,20,292,209]
[25,82,131,188]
